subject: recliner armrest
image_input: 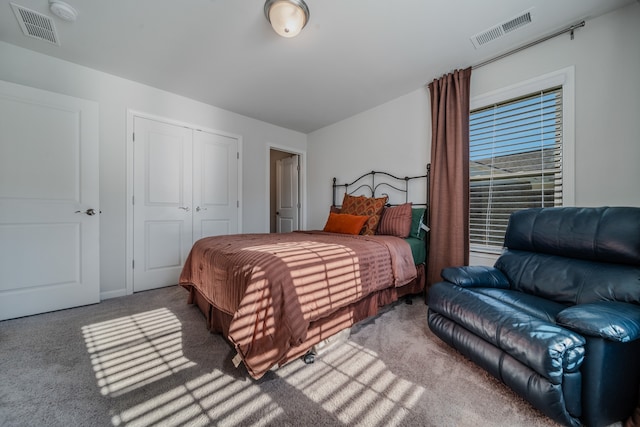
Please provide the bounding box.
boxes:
[440,266,510,288]
[557,301,640,343]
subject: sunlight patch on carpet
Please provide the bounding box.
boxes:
[82,308,284,426]
[279,340,425,426]
[82,308,196,397]
[109,370,284,427]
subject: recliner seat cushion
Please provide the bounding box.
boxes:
[428,311,583,427]
[473,288,567,323]
[428,282,585,384]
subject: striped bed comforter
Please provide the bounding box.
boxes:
[179,231,417,379]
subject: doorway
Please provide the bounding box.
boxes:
[269,149,301,233]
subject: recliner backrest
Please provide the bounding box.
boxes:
[503,207,640,265]
[494,207,640,305]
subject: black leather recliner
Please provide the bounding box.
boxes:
[427,207,640,426]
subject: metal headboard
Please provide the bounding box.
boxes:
[332,164,431,227]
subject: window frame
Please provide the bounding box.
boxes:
[469,67,575,257]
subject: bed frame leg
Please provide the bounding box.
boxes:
[302,349,316,364]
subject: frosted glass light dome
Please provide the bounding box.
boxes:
[264,0,309,38]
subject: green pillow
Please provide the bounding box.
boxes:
[410,208,427,240]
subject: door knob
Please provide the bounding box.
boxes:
[196,206,207,212]
[178,206,190,212]
[75,208,97,216]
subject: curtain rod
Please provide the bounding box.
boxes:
[472,21,586,70]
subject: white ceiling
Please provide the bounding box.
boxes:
[0,0,634,133]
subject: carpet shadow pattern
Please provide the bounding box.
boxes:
[0,285,561,426]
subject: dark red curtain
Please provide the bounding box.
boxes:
[426,67,472,288]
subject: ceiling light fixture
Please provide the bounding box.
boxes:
[49,0,77,22]
[264,0,309,38]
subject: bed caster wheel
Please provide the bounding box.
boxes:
[303,352,315,364]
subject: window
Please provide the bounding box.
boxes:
[469,87,563,252]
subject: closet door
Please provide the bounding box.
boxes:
[192,130,239,240]
[133,117,193,292]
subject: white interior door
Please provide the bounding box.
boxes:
[276,155,299,233]
[0,80,99,321]
[192,130,239,240]
[133,117,193,292]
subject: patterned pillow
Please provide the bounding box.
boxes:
[377,203,412,238]
[340,194,388,235]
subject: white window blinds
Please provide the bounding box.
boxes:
[469,86,563,251]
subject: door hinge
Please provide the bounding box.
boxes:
[297,164,300,171]
[237,201,240,208]
[237,152,240,160]
[132,132,135,142]
[132,260,135,269]
[132,195,135,205]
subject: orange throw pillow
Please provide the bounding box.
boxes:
[340,194,388,235]
[323,212,369,235]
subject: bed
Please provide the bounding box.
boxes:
[179,166,431,379]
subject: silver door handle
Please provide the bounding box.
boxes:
[196,206,207,212]
[75,208,97,216]
[178,206,190,212]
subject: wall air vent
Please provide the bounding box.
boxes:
[470,8,534,49]
[10,3,60,46]
[502,11,532,34]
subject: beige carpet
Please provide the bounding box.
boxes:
[0,285,562,427]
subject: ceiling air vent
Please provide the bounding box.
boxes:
[470,8,534,49]
[10,3,60,46]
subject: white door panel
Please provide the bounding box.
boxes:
[145,221,184,268]
[0,103,78,200]
[133,117,192,292]
[276,155,299,233]
[200,220,230,237]
[193,130,238,240]
[0,223,79,291]
[0,80,99,320]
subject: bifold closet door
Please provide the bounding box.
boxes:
[133,118,239,292]
[192,130,239,240]
[133,117,193,292]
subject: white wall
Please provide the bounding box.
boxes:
[307,88,431,229]
[308,3,640,231]
[0,41,306,299]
